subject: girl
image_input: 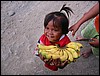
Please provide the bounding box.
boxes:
[36,4,74,71]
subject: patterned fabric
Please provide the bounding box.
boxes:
[81,18,99,57]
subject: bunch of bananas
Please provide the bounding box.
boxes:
[37,42,83,64]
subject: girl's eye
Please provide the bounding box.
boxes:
[46,27,49,30]
[54,29,59,31]
[54,30,58,31]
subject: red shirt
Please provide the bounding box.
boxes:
[38,34,71,47]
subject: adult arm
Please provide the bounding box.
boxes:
[69,2,99,36]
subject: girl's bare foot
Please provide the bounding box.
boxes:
[81,48,92,58]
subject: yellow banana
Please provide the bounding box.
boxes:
[66,42,79,51]
[54,50,60,55]
[46,53,52,59]
[37,44,57,50]
[49,48,59,54]
[77,51,80,57]
[41,51,48,57]
[76,42,83,48]
[65,49,74,62]
[60,50,68,62]
[52,54,60,60]
[38,49,45,54]
[66,48,79,58]
[59,50,64,56]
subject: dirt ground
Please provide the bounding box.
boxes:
[1,1,99,75]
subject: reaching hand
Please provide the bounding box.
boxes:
[89,38,99,47]
[69,23,80,36]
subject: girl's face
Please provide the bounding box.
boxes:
[44,20,63,42]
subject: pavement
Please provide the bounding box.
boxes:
[1,1,99,75]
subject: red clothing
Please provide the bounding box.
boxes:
[94,15,99,34]
[38,34,71,71]
[39,34,71,47]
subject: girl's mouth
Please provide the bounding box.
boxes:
[47,35,54,38]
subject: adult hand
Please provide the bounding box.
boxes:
[69,23,80,36]
[89,38,99,47]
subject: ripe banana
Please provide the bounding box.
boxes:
[46,53,52,59]
[75,42,83,48]
[38,49,46,54]
[48,48,59,54]
[66,42,81,51]
[65,49,74,62]
[41,51,48,57]
[37,44,57,50]
[38,42,83,65]
[52,54,60,60]
[60,50,68,62]
[59,50,64,56]
[66,48,79,58]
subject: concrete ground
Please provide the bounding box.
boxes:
[1,1,99,75]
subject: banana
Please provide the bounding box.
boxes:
[38,42,82,64]
[37,44,57,50]
[48,48,59,54]
[77,51,81,57]
[65,49,74,62]
[60,50,68,62]
[54,50,60,55]
[38,49,45,54]
[76,42,83,48]
[52,54,60,60]
[59,50,64,56]
[46,53,52,59]
[41,51,48,57]
[66,48,79,58]
[66,42,79,51]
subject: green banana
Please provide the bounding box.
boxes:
[46,53,52,59]
[41,51,48,57]
[38,49,45,54]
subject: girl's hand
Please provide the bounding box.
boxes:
[58,60,68,68]
[89,38,99,47]
[38,54,51,64]
[38,54,45,61]
[53,58,68,68]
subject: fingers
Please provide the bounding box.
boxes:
[69,27,76,36]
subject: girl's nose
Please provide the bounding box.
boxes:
[48,30,53,35]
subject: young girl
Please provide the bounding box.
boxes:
[36,4,74,71]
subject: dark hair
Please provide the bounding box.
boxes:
[44,4,74,34]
